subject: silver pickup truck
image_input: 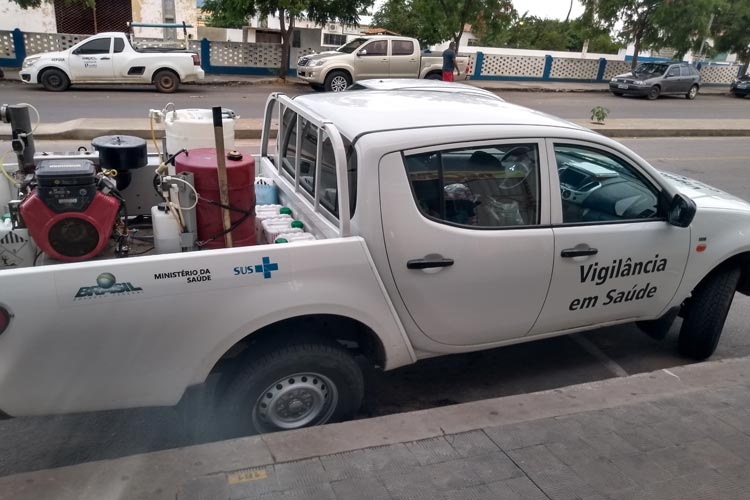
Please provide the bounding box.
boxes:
[297,35,469,91]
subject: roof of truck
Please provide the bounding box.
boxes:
[292,89,586,139]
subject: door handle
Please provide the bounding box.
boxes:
[407,258,454,270]
[100,57,111,60]
[561,247,598,258]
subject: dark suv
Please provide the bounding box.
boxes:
[609,62,701,100]
[731,73,750,98]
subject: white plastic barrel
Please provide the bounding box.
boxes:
[164,108,238,155]
[255,205,292,241]
[262,218,304,244]
[274,232,316,244]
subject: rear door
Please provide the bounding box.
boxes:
[353,40,389,79]
[68,37,115,80]
[531,140,691,335]
[389,39,419,77]
[380,139,554,346]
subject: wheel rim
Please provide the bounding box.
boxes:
[649,87,659,99]
[689,86,697,98]
[158,75,175,91]
[330,76,348,92]
[252,372,338,432]
[48,74,62,88]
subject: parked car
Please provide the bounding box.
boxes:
[19,32,204,93]
[296,36,470,92]
[730,73,750,98]
[347,78,503,100]
[609,62,701,100]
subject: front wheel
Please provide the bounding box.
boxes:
[40,68,70,92]
[647,85,661,100]
[733,93,746,98]
[612,91,624,96]
[221,339,364,435]
[678,267,741,360]
[686,84,699,100]
[324,70,351,92]
[153,69,180,93]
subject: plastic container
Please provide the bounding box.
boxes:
[0,218,36,268]
[151,204,182,254]
[255,177,279,205]
[255,205,292,241]
[164,108,237,156]
[262,219,304,244]
[274,232,316,244]
[175,148,256,249]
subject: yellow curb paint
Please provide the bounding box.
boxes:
[227,469,268,484]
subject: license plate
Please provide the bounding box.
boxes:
[618,84,628,89]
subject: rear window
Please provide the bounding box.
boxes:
[279,108,357,218]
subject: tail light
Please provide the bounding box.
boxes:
[465,63,470,79]
[0,305,11,336]
[192,54,201,66]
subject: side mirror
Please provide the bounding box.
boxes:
[667,193,696,228]
[357,49,367,57]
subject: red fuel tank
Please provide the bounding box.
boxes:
[175,148,256,248]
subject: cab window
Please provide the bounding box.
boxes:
[113,38,125,53]
[361,40,387,56]
[404,144,540,227]
[554,144,661,224]
[667,66,680,77]
[392,40,414,56]
[76,38,111,55]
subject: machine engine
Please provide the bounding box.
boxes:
[19,159,120,262]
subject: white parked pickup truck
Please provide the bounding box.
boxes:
[296,36,470,91]
[1,91,749,435]
[19,32,205,93]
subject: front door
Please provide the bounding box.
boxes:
[68,37,114,80]
[380,140,554,346]
[389,39,419,78]
[532,140,691,335]
[353,40,389,79]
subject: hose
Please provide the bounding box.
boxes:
[0,151,18,185]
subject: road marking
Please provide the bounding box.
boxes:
[662,369,681,380]
[227,468,268,484]
[571,333,630,378]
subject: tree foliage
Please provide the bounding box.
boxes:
[581,0,720,68]
[201,0,373,79]
[372,0,514,49]
[712,0,750,71]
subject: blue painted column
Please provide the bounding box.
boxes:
[542,55,553,80]
[13,28,25,66]
[596,58,607,82]
[200,38,211,73]
[473,52,484,79]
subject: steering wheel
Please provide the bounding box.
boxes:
[499,146,533,189]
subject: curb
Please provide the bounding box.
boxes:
[0,356,747,500]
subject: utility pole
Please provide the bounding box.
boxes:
[696,14,714,62]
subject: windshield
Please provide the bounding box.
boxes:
[337,38,368,54]
[634,63,668,75]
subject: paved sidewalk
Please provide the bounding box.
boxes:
[1,357,750,500]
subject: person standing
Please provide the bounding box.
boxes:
[442,42,460,82]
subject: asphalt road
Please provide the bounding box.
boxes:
[0,79,747,121]
[0,136,749,476]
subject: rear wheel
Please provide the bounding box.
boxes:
[324,70,351,92]
[678,267,741,360]
[686,84,699,100]
[221,338,364,435]
[40,68,70,92]
[425,72,442,80]
[153,69,180,93]
[647,85,661,100]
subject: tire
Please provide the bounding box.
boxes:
[686,84,699,100]
[221,339,364,435]
[678,267,741,360]
[153,69,180,93]
[324,70,351,92]
[647,85,661,100]
[734,93,746,98]
[612,91,624,96]
[40,68,70,92]
[425,72,442,81]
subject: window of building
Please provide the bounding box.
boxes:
[292,30,301,48]
[554,144,661,224]
[404,144,540,227]
[323,33,347,47]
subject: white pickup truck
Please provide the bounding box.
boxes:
[1,90,749,435]
[297,35,470,91]
[19,32,204,93]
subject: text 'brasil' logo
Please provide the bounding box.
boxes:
[233,256,279,279]
[75,272,143,299]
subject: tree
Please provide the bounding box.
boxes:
[582,0,720,69]
[712,0,750,72]
[201,0,373,80]
[373,0,515,50]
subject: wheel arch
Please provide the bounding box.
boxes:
[323,67,353,84]
[423,70,442,80]
[687,251,750,304]
[36,65,71,84]
[150,66,183,82]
